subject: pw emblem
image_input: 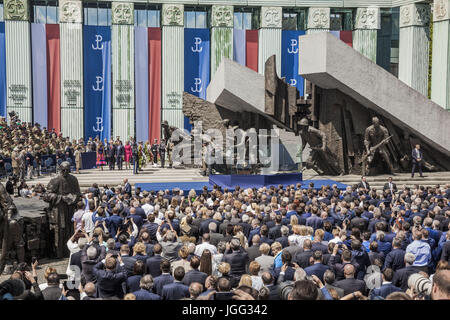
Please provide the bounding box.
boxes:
[92,76,104,91]
[191,78,202,93]
[191,37,203,53]
[92,35,104,50]
[287,39,298,54]
[93,117,104,132]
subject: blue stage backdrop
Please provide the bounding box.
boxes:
[0,22,6,118]
[184,28,210,132]
[84,26,111,142]
[281,30,306,97]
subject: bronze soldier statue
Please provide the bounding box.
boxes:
[298,118,342,175]
[0,182,24,275]
[43,161,81,258]
[363,117,396,175]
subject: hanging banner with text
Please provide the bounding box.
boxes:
[83,26,111,142]
[281,30,305,97]
[184,28,210,132]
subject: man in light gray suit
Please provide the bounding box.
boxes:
[255,243,274,274]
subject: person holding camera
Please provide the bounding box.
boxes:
[93,253,127,299]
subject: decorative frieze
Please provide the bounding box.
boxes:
[433,0,450,22]
[400,4,431,28]
[59,0,83,24]
[112,2,134,25]
[161,4,184,27]
[355,7,380,30]
[261,7,282,29]
[307,7,330,30]
[211,5,233,28]
[4,0,29,21]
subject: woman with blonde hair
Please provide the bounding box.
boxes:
[171,246,192,274]
[39,267,60,291]
[238,274,253,288]
[132,242,148,263]
[233,225,248,249]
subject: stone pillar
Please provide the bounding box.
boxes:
[211,5,233,78]
[111,2,135,140]
[258,6,282,75]
[59,0,84,139]
[161,4,184,129]
[4,0,32,123]
[398,4,431,96]
[431,0,450,110]
[353,7,381,62]
[306,7,330,34]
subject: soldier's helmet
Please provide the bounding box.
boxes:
[298,118,309,127]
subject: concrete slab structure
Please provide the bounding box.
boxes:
[298,32,450,157]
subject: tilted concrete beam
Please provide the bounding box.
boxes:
[298,32,450,157]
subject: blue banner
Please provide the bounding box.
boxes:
[233,29,246,66]
[0,23,6,118]
[184,28,210,132]
[31,23,48,127]
[134,27,149,143]
[83,26,111,142]
[281,30,305,97]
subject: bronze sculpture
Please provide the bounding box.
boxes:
[298,118,342,175]
[0,182,24,275]
[363,117,396,175]
[43,161,81,258]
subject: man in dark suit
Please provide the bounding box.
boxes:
[323,269,345,298]
[383,238,406,271]
[441,234,450,262]
[334,264,367,296]
[208,222,225,247]
[115,141,124,170]
[107,141,116,170]
[392,252,421,291]
[161,266,190,300]
[222,239,249,287]
[350,208,369,232]
[153,260,174,296]
[304,251,331,281]
[269,215,283,240]
[357,176,370,191]
[246,235,262,262]
[383,177,397,194]
[261,272,280,300]
[411,144,424,178]
[275,226,290,248]
[294,239,313,269]
[369,268,401,299]
[182,257,208,287]
[118,244,137,277]
[132,275,161,300]
[123,178,132,197]
[146,244,163,277]
[93,254,127,298]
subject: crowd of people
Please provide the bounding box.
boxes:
[1,177,449,300]
[0,113,174,184]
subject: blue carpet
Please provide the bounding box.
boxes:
[135,179,347,194]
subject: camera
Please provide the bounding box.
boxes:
[408,273,432,298]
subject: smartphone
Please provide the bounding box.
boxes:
[214,292,234,301]
[31,257,37,264]
[58,273,68,280]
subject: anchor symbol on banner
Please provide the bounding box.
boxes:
[289,79,297,86]
[92,35,104,50]
[191,37,203,53]
[93,117,104,132]
[287,39,299,54]
[92,76,104,91]
[191,78,202,93]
